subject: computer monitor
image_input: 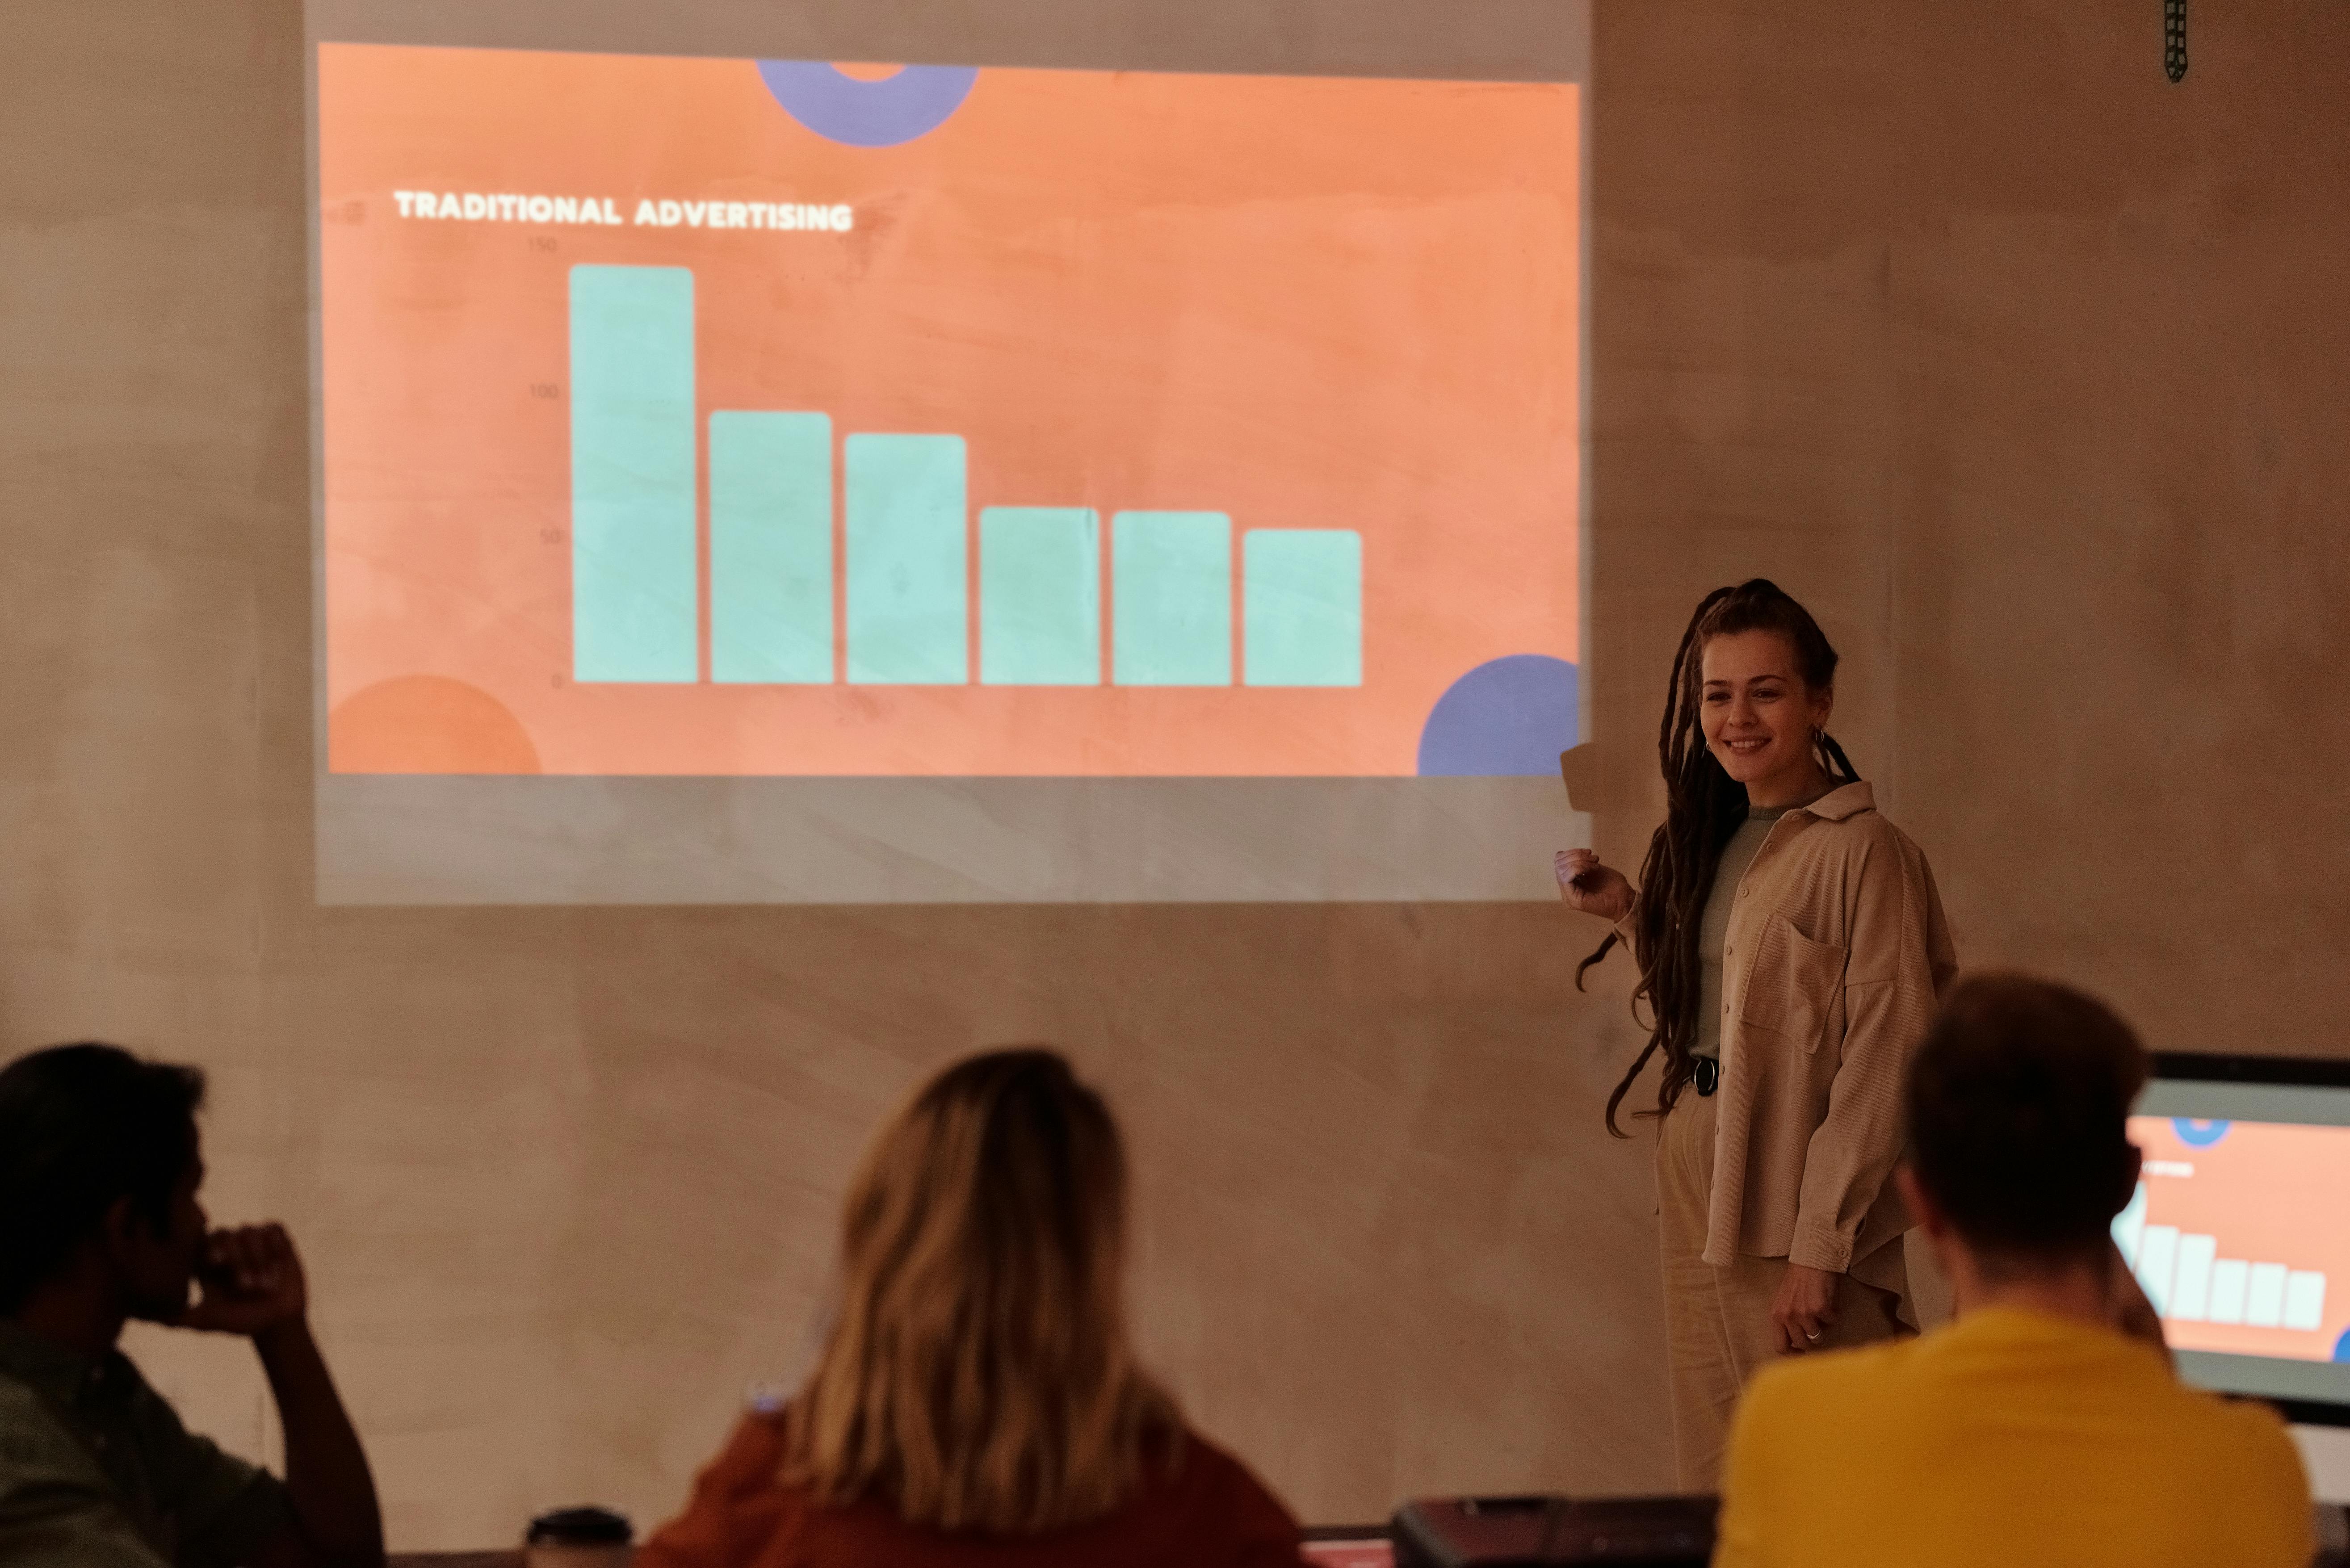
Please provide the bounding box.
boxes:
[2124,1052,2350,1425]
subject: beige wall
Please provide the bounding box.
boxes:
[1589,0,2350,1040]
[5,0,2347,1550]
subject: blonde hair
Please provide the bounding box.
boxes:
[784,1048,1180,1533]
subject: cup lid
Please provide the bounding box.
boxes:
[526,1505,633,1545]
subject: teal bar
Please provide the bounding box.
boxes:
[569,264,697,683]
[1243,529,1364,687]
[845,434,967,684]
[1111,512,1232,686]
[980,508,1100,685]
[710,411,833,683]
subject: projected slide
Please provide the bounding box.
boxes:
[318,45,1580,777]
[2118,1116,2350,1362]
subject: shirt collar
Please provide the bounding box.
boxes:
[1945,1305,2173,1366]
[0,1319,127,1407]
[1796,780,1876,822]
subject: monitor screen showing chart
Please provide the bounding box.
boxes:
[2125,1068,2350,1412]
[307,11,1586,903]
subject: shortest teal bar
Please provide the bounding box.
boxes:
[1111,511,1232,687]
[1243,529,1363,687]
[980,508,1101,685]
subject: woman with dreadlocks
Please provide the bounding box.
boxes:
[1554,579,1956,1490]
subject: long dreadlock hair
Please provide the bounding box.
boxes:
[1581,579,1860,1138]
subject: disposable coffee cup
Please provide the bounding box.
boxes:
[525,1505,633,1568]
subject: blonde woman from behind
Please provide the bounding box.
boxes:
[639,1048,1307,1568]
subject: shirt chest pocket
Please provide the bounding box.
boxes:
[1737,913,1848,1053]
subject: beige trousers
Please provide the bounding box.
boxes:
[1657,1089,1913,1492]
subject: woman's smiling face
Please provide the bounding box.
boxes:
[1699,629,1833,799]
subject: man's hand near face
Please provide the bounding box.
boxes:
[181,1225,310,1342]
[172,1222,383,1568]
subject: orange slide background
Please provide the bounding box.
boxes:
[2132,1115,2350,1362]
[319,45,1579,776]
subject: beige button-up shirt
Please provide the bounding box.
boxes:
[1624,780,1957,1275]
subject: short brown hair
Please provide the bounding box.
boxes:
[1905,974,2147,1264]
[0,1044,205,1313]
[783,1048,1178,1533]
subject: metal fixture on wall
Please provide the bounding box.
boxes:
[2165,0,2189,81]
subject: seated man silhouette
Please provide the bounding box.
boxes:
[1715,974,2311,1568]
[0,1044,383,1567]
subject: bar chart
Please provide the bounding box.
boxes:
[568,263,1364,691]
[2115,1181,2329,1330]
[322,44,1581,778]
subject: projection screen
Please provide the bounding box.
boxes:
[308,0,1588,903]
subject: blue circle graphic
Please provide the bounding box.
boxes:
[2333,1328,2350,1365]
[1416,655,1579,777]
[755,61,978,147]
[2172,1118,2232,1148]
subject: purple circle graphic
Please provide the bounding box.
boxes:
[756,61,978,147]
[1417,655,1580,777]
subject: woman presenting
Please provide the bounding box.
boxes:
[1556,579,1956,1490]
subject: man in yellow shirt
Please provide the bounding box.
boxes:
[1715,973,2312,1568]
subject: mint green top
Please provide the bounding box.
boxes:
[0,1320,289,1567]
[1693,804,1796,1061]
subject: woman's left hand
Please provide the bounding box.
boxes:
[1771,1262,1839,1353]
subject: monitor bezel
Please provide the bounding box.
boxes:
[2153,1051,2350,1090]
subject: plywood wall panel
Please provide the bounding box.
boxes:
[1591,0,2350,1050]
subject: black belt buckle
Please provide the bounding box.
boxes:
[1693,1057,1720,1097]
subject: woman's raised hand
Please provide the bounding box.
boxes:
[1553,849,1633,922]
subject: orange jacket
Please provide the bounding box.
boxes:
[638,1413,1306,1568]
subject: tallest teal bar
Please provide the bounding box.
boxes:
[570,265,698,683]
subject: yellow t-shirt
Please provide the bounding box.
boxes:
[1715,1307,2311,1568]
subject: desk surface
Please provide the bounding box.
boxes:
[387,1530,1397,1568]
